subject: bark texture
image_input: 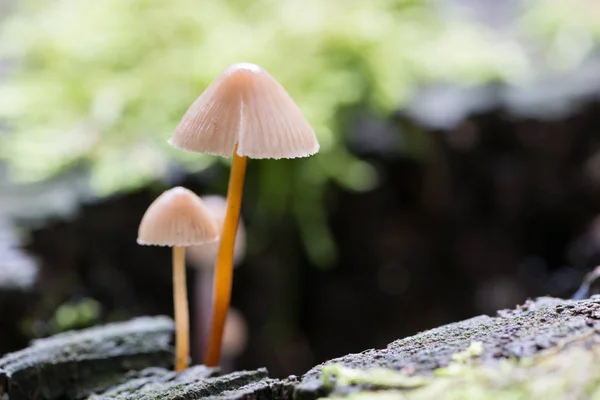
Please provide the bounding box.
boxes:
[0,316,174,400]
[4,296,600,399]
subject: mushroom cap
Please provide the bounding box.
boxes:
[169,62,319,159]
[137,187,219,247]
[186,195,246,269]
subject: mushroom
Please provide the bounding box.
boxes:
[187,195,246,270]
[220,307,248,371]
[137,186,219,371]
[187,195,246,362]
[169,62,319,366]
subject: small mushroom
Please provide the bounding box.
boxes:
[220,308,248,371]
[187,195,246,362]
[187,195,246,269]
[137,186,219,371]
[169,63,319,366]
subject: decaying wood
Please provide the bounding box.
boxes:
[88,366,285,400]
[295,296,600,399]
[4,296,600,399]
[0,316,174,400]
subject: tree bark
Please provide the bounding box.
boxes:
[0,316,174,400]
[3,296,600,399]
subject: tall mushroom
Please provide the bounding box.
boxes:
[169,62,319,366]
[137,186,219,371]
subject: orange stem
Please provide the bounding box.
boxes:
[204,147,248,366]
[173,245,189,371]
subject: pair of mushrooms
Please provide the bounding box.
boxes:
[137,63,319,370]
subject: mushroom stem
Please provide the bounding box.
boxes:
[204,148,248,366]
[194,266,213,361]
[173,245,190,371]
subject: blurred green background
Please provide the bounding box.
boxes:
[3,0,596,264]
[2,0,600,378]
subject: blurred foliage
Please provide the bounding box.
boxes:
[50,298,101,334]
[0,0,597,265]
[521,0,600,70]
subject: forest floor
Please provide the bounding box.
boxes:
[2,296,600,399]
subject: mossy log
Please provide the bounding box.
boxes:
[4,296,600,399]
[0,316,174,400]
[88,366,291,400]
[296,296,600,399]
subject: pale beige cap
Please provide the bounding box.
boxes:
[187,195,246,269]
[137,187,219,247]
[169,63,319,159]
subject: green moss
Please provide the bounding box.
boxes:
[51,298,102,333]
[322,364,430,390]
[323,339,600,400]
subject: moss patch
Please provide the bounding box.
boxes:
[324,337,600,400]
